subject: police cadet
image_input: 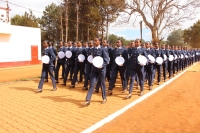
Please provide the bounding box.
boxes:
[161,44,169,82]
[62,41,76,86]
[178,46,183,71]
[37,41,57,93]
[71,41,87,88]
[82,41,94,90]
[84,38,109,106]
[108,39,128,95]
[102,40,113,82]
[44,42,58,82]
[167,45,174,79]
[145,41,156,90]
[126,39,148,98]
[55,41,66,83]
[154,42,164,85]
[94,40,113,93]
[173,46,179,75]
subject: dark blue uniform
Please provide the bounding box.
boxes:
[63,46,76,85]
[38,48,56,90]
[71,47,87,87]
[154,49,164,83]
[83,47,94,89]
[145,48,156,87]
[45,46,57,81]
[108,47,128,92]
[55,47,66,81]
[168,50,175,78]
[161,49,169,81]
[128,47,148,94]
[85,46,109,101]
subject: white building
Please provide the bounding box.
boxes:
[0,4,41,68]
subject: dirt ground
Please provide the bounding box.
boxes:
[0,65,41,82]
[94,63,200,133]
[0,63,199,133]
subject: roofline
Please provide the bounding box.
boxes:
[0,7,11,11]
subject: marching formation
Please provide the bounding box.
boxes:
[36,38,200,106]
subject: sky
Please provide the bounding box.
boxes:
[0,0,200,41]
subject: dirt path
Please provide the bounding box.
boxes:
[0,65,41,82]
[93,63,200,133]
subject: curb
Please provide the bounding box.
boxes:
[81,63,198,133]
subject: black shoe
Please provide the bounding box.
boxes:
[107,90,113,95]
[61,83,66,86]
[139,91,144,96]
[93,90,99,93]
[101,99,107,104]
[82,87,88,90]
[83,101,90,106]
[70,85,75,88]
[51,88,57,91]
[149,86,152,90]
[125,94,132,99]
[122,89,127,94]
[36,89,42,93]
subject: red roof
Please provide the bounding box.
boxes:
[0,7,11,11]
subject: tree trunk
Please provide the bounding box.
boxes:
[76,0,79,42]
[106,13,109,41]
[151,28,159,44]
[60,15,63,42]
[65,0,68,43]
[87,24,89,41]
[101,20,104,41]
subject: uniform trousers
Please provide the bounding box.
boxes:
[86,70,106,101]
[38,65,56,89]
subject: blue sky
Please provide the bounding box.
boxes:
[1,0,199,42]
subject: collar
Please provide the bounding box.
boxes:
[44,47,49,50]
[95,45,101,49]
[118,46,122,49]
[68,46,72,48]
[147,48,150,50]
[77,46,82,49]
[136,47,140,49]
[50,46,52,48]
[60,46,63,48]
[104,46,108,48]
[90,47,94,49]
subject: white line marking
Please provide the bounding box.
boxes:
[81,63,198,133]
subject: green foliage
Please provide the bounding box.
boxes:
[108,34,130,46]
[11,10,39,28]
[183,20,200,48]
[39,3,61,43]
[167,29,185,46]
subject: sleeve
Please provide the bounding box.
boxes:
[102,48,109,67]
[49,49,56,64]
[123,49,129,66]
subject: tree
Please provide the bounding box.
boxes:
[40,3,61,43]
[11,10,39,28]
[183,20,200,48]
[167,29,184,46]
[108,34,130,46]
[119,0,200,44]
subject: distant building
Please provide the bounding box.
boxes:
[0,1,11,24]
[0,3,41,68]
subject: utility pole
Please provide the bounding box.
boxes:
[140,21,143,43]
[60,1,63,42]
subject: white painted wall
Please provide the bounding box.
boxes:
[0,23,41,62]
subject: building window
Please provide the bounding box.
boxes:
[1,14,4,17]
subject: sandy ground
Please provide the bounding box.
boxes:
[0,63,199,133]
[94,63,200,133]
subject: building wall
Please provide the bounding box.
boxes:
[0,23,41,68]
